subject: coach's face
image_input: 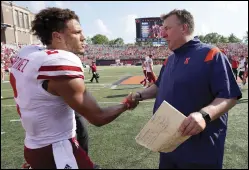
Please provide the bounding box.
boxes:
[162,15,187,51]
[59,19,86,55]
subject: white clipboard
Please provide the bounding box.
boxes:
[135,100,190,153]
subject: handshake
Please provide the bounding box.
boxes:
[122,92,143,110]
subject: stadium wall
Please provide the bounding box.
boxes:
[1,1,39,44]
[96,59,165,66]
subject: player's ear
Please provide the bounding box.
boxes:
[52,32,63,42]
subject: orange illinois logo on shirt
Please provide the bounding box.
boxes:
[184,57,190,64]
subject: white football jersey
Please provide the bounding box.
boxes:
[146,58,153,72]
[10,45,84,149]
[239,58,246,71]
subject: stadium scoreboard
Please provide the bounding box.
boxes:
[135,17,166,43]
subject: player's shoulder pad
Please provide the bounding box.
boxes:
[18,45,45,57]
[43,50,82,66]
[37,50,84,80]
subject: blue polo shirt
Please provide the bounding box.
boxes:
[154,38,242,166]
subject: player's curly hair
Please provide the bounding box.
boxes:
[161,9,195,35]
[31,7,79,45]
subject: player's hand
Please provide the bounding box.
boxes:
[178,112,206,136]
[122,93,139,110]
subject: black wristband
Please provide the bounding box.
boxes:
[199,110,211,125]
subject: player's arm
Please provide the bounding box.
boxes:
[38,55,134,127]
[48,78,130,127]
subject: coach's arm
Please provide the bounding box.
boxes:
[130,58,168,103]
[131,84,158,101]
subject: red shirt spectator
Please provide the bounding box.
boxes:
[231,58,239,69]
[90,63,97,72]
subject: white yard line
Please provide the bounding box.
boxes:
[1,89,12,91]
[10,119,21,122]
[110,85,117,89]
[1,105,16,107]
[1,132,6,135]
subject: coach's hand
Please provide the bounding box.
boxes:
[179,112,206,136]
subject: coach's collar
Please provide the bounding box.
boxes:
[173,38,201,55]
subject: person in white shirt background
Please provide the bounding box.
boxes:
[146,54,156,87]
[140,56,149,87]
[238,55,246,83]
[1,60,5,99]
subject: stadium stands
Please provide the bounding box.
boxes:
[1,42,248,69]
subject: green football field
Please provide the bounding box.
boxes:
[1,66,248,169]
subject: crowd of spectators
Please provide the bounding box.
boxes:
[217,43,248,59]
[1,42,248,70]
[84,44,173,60]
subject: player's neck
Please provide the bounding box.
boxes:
[46,44,66,51]
[46,45,56,50]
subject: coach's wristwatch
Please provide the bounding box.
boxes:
[199,110,211,125]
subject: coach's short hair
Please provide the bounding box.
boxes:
[31,7,79,45]
[160,9,195,35]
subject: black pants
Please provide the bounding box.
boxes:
[90,72,99,83]
[239,71,245,81]
[232,68,238,80]
[75,112,89,154]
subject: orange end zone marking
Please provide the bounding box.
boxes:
[120,76,157,85]
[120,76,145,85]
[120,76,244,85]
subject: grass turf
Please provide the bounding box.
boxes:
[1,66,248,169]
